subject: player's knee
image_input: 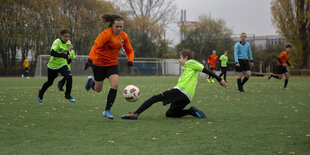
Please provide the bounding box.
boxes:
[94,87,102,92]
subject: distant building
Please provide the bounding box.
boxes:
[232,34,285,49]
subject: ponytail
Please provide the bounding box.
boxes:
[100,14,124,27]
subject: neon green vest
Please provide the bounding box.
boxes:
[47,38,71,69]
[174,59,204,100]
[220,55,228,67]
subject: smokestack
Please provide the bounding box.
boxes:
[181,10,184,21]
[184,10,186,21]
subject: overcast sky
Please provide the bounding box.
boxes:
[167,0,278,44]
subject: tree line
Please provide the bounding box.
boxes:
[1,0,309,76]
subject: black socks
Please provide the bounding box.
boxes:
[284,79,288,88]
[241,77,249,86]
[105,88,117,110]
[237,79,242,91]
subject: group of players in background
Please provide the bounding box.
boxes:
[36,14,294,120]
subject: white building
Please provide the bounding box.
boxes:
[232,35,284,49]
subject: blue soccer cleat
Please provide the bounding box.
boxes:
[37,89,43,103]
[65,95,75,102]
[190,106,206,119]
[37,97,43,103]
[121,113,138,120]
[85,76,93,91]
[103,110,114,120]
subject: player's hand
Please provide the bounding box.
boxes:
[219,79,226,88]
[236,63,240,67]
[127,61,133,67]
[250,62,254,67]
[67,55,71,60]
[84,59,93,70]
[290,65,294,69]
[69,44,74,51]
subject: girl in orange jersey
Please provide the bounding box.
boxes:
[85,14,134,119]
[207,50,218,83]
[268,44,294,90]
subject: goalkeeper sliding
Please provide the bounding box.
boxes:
[122,49,226,120]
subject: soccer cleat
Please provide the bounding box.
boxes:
[65,95,75,102]
[85,76,93,91]
[121,113,138,120]
[37,97,43,103]
[37,89,43,103]
[103,110,114,119]
[190,106,206,119]
[268,74,272,80]
[211,79,215,83]
[207,79,211,83]
[283,88,289,91]
[58,81,64,91]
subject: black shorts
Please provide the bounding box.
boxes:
[236,59,250,72]
[93,65,118,81]
[48,65,72,79]
[25,67,29,71]
[276,65,288,74]
[210,68,215,71]
[161,89,190,106]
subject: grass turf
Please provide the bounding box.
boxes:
[0,76,309,154]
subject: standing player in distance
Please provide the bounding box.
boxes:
[37,29,75,103]
[268,44,294,90]
[23,56,30,78]
[207,50,218,83]
[58,44,76,91]
[234,32,254,93]
[219,51,228,82]
[85,14,134,120]
[121,49,226,120]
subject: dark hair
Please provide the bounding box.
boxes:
[100,14,124,27]
[60,29,70,36]
[285,44,292,48]
[179,49,194,59]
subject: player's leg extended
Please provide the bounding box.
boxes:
[38,68,58,102]
[121,93,165,119]
[242,70,251,86]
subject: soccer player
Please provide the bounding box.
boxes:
[207,50,218,83]
[268,44,294,90]
[37,29,75,103]
[234,32,254,93]
[58,44,76,91]
[23,56,30,78]
[85,14,134,120]
[121,49,226,120]
[219,51,228,82]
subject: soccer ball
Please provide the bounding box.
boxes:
[123,85,140,102]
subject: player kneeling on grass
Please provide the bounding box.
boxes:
[122,49,226,120]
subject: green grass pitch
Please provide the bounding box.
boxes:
[0,76,310,154]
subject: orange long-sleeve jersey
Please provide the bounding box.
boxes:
[90,28,134,66]
[207,55,218,68]
[277,51,290,66]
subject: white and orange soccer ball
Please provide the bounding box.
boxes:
[123,85,140,102]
